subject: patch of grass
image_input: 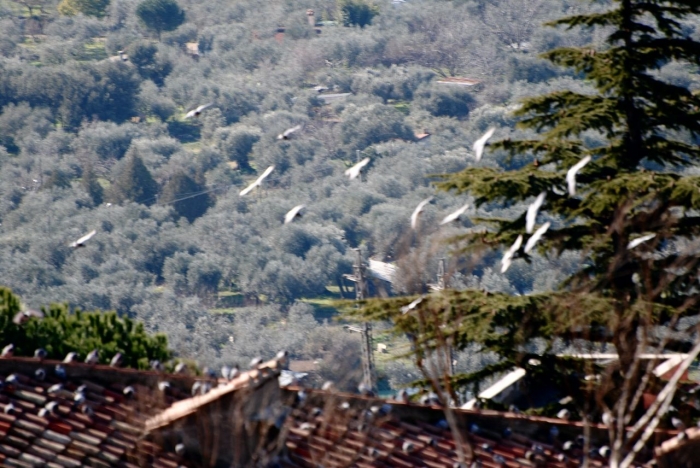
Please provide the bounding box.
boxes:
[182,141,202,153]
[301,297,339,321]
[218,291,243,298]
[82,42,107,61]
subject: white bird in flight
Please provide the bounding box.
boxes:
[70,230,96,248]
[284,205,305,224]
[627,233,656,250]
[240,166,275,196]
[440,204,470,225]
[345,157,370,180]
[501,234,523,273]
[401,296,424,314]
[524,222,551,253]
[410,198,433,230]
[277,125,302,140]
[184,103,214,119]
[526,192,546,234]
[473,127,496,162]
[567,156,592,196]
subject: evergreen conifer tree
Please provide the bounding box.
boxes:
[109,155,158,206]
[345,0,700,459]
[81,163,104,206]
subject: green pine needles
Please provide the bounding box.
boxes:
[0,287,171,369]
[344,0,700,403]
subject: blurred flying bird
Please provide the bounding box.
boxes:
[184,103,213,119]
[34,348,47,360]
[401,296,424,314]
[70,230,96,248]
[123,386,135,398]
[158,381,171,392]
[35,368,46,381]
[13,308,44,325]
[174,362,187,374]
[63,352,78,363]
[440,204,469,225]
[473,127,495,162]
[277,125,302,140]
[284,205,305,224]
[567,156,592,196]
[501,235,523,273]
[526,192,546,234]
[410,198,433,230]
[627,233,656,250]
[240,166,275,196]
[345,157,370,180]
[524,222,551,254]
[557,408,571,420]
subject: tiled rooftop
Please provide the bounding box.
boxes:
[0,357,195,467]
[0,356,678,467]
[276,388,665,468]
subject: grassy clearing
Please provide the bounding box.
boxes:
[82,42,107,61]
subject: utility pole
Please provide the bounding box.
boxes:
[343,248,376,391]
[437,258,446,290]
[429,258,454,376]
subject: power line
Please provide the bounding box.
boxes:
[132,163,337,207]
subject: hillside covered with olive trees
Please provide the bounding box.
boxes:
[1,0,698,390]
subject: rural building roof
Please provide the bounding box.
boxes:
[0,356,195,467]
[0,355,680,467]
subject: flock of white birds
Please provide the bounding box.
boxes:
[67,106,657,280]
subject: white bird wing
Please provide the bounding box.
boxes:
[526,192,546,234]
[472,127,496,162]
[410,198,432,229]
[500,235,523,273]
[345,157,370,179]
[627,233,656,250]
[257,165,275,183]
[239,166,274,196]
[73,230,96,246]
[524,222,551,253]
[283,125,302,137]
[184,109,197,119]
[196,102,214,113]
[566,155,592,196]
[284,205,305,224]
[509,234,523,254]
[401,296,423,314]
[239,180,259,196]
[440,204,469,225]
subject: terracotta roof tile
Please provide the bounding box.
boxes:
[0,358,195,467]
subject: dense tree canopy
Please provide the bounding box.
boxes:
[136,0,185,40]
